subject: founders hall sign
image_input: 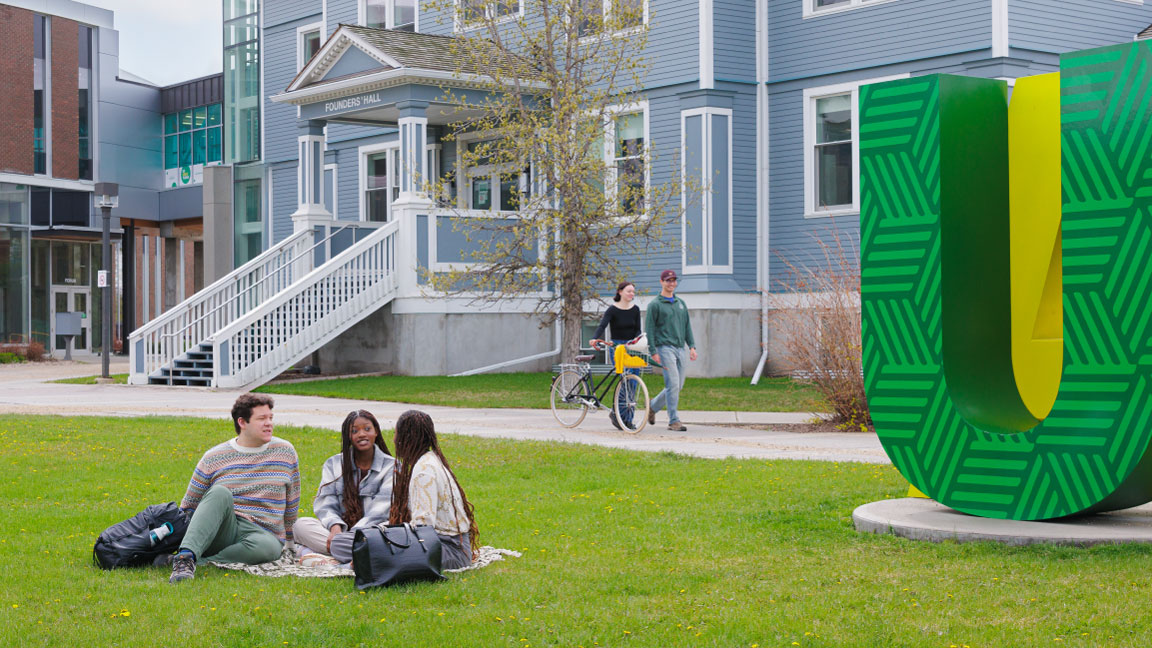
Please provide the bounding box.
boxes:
[323,92,384,115]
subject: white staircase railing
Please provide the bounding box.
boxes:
[211,219,400,390]
[128,229,314,385]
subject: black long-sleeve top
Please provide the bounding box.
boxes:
[591,304,642,342]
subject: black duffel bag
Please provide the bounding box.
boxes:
[93,502,189,570]
[352,523,445,589]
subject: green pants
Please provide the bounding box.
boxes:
[180,485,283,564]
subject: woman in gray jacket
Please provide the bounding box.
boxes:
[294,409,396,565]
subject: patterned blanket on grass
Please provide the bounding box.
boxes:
[209,545,520,578]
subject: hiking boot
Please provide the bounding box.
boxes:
[648,409,656,425]
[608,411,623,431]
[169,553,196,584]
[667,421,687,432]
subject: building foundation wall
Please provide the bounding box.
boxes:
[316,305,778,378]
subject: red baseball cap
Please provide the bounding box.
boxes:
[660,269,678,282]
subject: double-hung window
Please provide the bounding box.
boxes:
[598,105,647,217]
[362,146,400,222]
[297,23,322,70]
[803,0,899,19]
[613,113,645,215]
[577,0,646,38]
[363,0,417,31]
[802,74,907,217]
[462,140,530,212]
[459,0,521,28]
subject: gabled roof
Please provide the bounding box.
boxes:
[1139,23,1152,40]
[286,24,538,94]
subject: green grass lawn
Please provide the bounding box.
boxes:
[52,373,130,385]
[259,373,828,412]
[3,414,1150,646]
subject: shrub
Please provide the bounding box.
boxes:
[0,342,47,362]
[0,352,24,365]
[769,232,870,430]
[24,341,45,362]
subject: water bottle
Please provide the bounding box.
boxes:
[148,522,174,546]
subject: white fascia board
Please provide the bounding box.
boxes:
[274,68,547,105]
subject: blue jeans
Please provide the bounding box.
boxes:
[613,339,639,427]
[650,345,687,423]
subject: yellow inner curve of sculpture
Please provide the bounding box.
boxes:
[1008,72,1063,421]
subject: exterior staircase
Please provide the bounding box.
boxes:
[151,343,215,386]
[129,220,400,390]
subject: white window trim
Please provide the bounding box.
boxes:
[358,0,420,31]
[297,22,324,71]
[802,73,908,219]
[454,131,533,213]
[454,0,524,33]
[802,0,901,19]
[360,139,440,220]
[324,162,338,218]
[429,209,541,272]
[575,0,649,42]
[359,141,399,222]
[603,100,650,220]
[680,107,733,275]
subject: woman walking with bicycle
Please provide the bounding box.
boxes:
[589,281,643,430]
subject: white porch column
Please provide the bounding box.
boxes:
[291,119,333,233]
[391,102,432,296]
[394,101,430,204]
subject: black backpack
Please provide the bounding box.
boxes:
[93,502,190,570]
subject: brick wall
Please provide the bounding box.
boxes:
[0,6,34,175]
[51,16,78,181]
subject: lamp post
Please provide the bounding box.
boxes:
[95,182,118,380]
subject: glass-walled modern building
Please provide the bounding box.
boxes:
[224,0,264,267]
[224,0,260,165]
[0,184,30,346]
[163,103,223,187]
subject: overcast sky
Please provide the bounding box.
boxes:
[87,0,222,86]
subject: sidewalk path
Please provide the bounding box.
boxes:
[0,359,889,463]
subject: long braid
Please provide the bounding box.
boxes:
[389,410,479,553]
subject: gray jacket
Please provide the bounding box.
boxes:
[312,448,396,530]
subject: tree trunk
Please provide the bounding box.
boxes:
[562,309,582,363]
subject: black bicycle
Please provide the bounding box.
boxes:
[550,341,650,432]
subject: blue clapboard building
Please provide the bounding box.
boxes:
[128,0,1152,387]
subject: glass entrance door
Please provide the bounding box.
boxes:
[52,286,91,354]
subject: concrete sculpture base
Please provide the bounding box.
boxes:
[854,498,1152,546]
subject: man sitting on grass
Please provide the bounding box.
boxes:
[165,393,300,584]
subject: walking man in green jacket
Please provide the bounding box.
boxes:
[646,270,697,431]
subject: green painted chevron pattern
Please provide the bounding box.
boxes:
[860,41,1152,520]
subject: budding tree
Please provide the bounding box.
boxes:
[425,0,686,361]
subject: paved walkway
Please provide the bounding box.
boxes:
[0,358,889,463]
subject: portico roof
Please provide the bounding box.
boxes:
[271,24,541,124]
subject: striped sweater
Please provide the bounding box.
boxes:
[180,437,301,543]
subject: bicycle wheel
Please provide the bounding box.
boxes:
[614,373,650,434]
[551,369,590,428]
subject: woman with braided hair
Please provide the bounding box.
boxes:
[389,409,478,570]
[294,410,396,565]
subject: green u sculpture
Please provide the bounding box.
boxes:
[860,40,1152,520]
